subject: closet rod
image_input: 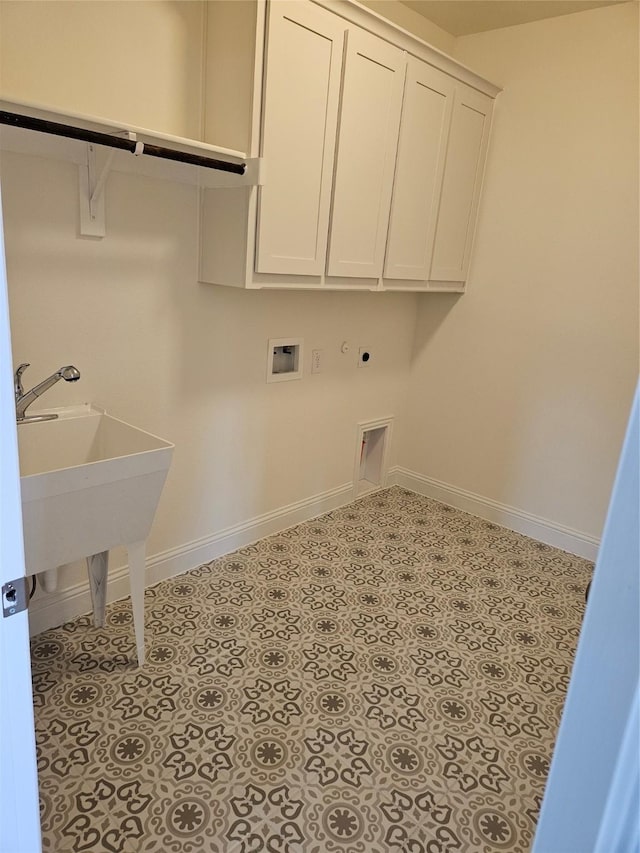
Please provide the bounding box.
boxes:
[0,110,246,175]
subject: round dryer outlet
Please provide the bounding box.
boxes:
[357,347,372,367]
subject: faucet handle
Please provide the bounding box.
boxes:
[14,363,30,399]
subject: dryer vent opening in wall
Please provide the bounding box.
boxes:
[267,338,303,383]
[355,417,393,497]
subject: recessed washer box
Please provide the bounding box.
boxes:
[267,338,303,383]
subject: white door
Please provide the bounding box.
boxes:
[326,27,405,279]
[430,84,493,283]
[533,385,639,852]
[0,186,42,853]
[384,57,454,282]
[255,1,345,276]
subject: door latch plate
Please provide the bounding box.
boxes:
[2,577,29,617]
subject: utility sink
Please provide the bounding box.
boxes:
[19,405,174,664]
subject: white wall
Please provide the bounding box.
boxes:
[398,2,639,542]
[1,152,416,615]
[0,0,206,139]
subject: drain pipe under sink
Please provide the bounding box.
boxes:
[39,568,58,593]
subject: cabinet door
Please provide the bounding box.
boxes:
[326,28,405,279]
[255,2,345,275]
[429,85,493,283]
[384,58,454,281]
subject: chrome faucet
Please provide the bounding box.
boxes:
[15,363,81,423]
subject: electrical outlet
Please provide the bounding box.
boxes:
[357,347,372,368]
[311,349,323,374]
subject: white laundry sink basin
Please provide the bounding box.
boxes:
[19,406,173,574]
[18,406,173,664]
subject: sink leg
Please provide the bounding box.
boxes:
[86,551,109,628]
[127,540,146,667]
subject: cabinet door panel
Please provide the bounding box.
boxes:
[326,28,405,279]
[430,86,493,283]
[255,2,345,275]
[384,58,454,281]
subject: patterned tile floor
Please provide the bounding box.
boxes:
[30,487,592,852]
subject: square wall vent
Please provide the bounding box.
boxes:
[267,338,303,383]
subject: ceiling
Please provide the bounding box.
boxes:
[399,0,630,36]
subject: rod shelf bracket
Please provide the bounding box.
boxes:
[0,107,251,235]
[79,132,135,237]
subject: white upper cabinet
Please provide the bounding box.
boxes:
[198,0,500,291]
[326,30,405,279]
[383,58,454,282]
[429,86,493,283]
[255,2,345,275]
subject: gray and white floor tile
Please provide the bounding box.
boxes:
[31,487,592,852]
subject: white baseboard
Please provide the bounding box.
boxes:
[388,466,599,561]
[28,471,599,636]
[28,481,354,636]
